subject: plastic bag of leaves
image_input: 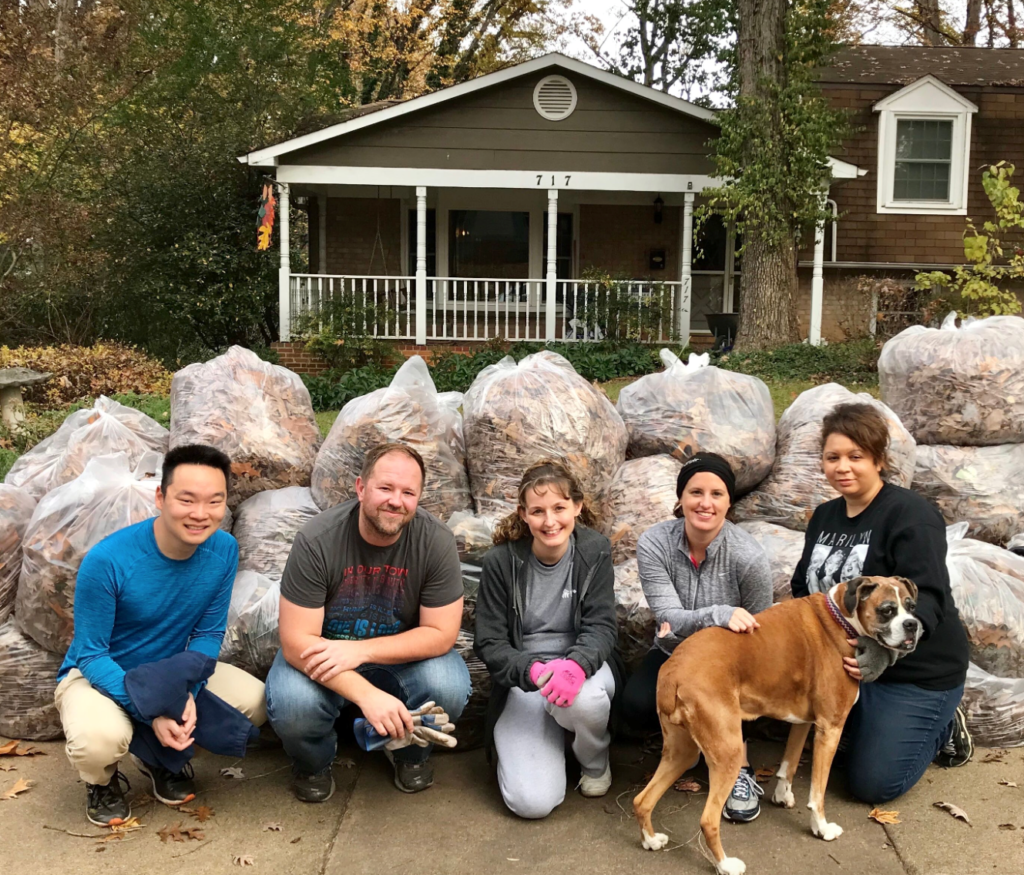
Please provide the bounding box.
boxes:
[617,351,775,493]
[614,559,656,674]
[15,452,162,654]
[0,485,36,624]
[171,346,321,508]
[945,526,1024,679]
[233,487,320,580]
[912,444,1024,546]
[454,629,492,751]
[737,521,805,604]
[438,391,466,463]
[961,662,1024,748]
[5,395,168,500]
[447,511,498,565]
[310,356,471,522]
[219,571,280,679]
[463,351,627,517]
[1008,533,1024,556]
[879,313,1024,446]
[730,383,916,531]
[602,456,681,566]
[460,563,482,633]
[0,618,64,741]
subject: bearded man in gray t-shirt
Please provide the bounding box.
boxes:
[265,444,470,802]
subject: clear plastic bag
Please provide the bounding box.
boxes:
[462,351,627,516]
[4,396,168,500]
[220,571,280,679]
[730,383,917,530]
[602,455,681,565]
[737,521,806,604]
[171,346,321,507]
[962,662,1024,748]
[913,444,1024,545]
[447,511,498,565]
[614,559,656,674]
[1008,533,1024,552]
[459,563,482,633]
[879,313,1024,446]
[15,452,162,654]
[0,485,36,624]
[232,486,320,580]
[0,618,64,740]
[617,351,776,493]
[310,356,471,522]
[945,528,1024,678]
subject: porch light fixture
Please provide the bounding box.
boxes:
[653,195,664,225]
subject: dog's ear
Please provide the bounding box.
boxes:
[895,576,919,604]
[843,577,877,614]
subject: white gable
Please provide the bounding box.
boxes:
[873,75,978,114]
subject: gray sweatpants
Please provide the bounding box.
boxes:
[494,662,616,819]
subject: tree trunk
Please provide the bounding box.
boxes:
[733,0,799,350]
[963,0,982,45]
[916,0,946,45]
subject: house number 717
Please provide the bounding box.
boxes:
[537,175,571,186]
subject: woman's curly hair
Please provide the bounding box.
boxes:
[492,458,599,544]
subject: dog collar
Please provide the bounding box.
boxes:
[825,592,859,638]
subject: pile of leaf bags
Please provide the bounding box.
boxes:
[219,571,280,680]
[310,356,471,522]
[171,346,321,507]
[4,396,168,500]
[879,313,1024,446]
[617,351,775,493]
[961,663,1024,748]
[232,487,320,579]
[730,383,916,530]
[737,521,806,604]
[15,453,162,654]
[463,351,627,516]
[0,485,36,623]
[0,618,64,740]
[945,523,1024,679]
[601,455,681,565]
[613,559,656,674]
[447,511,499,565]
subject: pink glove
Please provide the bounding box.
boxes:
[539,659,586,708]
[529,660,552,687]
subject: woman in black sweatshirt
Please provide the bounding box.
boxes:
[791,403,971,804]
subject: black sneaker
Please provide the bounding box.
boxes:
[386,750,434,794]
[292,766,335,803]
[86,770,132,827]
[935,705,974,768]
[131,755,196,805]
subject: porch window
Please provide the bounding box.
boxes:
[449,210,529,278]
[893,119,952,201]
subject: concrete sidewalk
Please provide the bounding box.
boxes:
[0,736,1020,874]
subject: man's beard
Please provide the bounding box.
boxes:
[365,504,410,537]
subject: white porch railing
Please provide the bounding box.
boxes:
[289,275,685,344]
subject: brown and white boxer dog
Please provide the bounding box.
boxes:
[633,576,922,875]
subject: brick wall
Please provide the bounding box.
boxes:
[324,196,403,275]
[579,204,681,279]
[272,340,497,375]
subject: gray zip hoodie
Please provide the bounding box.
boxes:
[636,517,772,654]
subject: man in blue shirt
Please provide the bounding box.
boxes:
[55,445,266,826]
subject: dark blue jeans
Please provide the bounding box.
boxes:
[844,680,963,804]
[265,648,471,774]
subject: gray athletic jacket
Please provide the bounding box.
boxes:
[636,517,772,654]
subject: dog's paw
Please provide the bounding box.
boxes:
[715,856,747,875]
[772,781,795,809]
[641,830,669,851]
[812,821,843,842]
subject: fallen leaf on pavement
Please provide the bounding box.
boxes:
[95,834,124,844]
[262,822,282,832]
[0,763,15,771]
[220,767,245,780]
[1,778,33,800]
[290,836,302,844]
[869,808,901,825]
[999,780,1018,788]
[233,854,255,867]
[997,824,1017,830]
[110,817,142,834]
[754,767,775,783]
[335,757,355,769]
[981,752,1005,763]
[0,742,44,757]
[157,822,205,843]
[674,777,701,793]
[189,805,215,823]
[933,801,972,826]
[0,741,19,756]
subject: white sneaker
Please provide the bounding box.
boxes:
[579,763,612,797]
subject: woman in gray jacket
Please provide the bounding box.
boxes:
[474,459,623,819]
[623,452,772,821]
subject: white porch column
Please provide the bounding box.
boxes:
[318,187,328,274]
[677,192,694,344]
[415,186,428,345]
[809,191,827,346]
[545,188,558,341]
[278,182,291,342]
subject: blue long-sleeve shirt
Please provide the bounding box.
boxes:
[58,519,238,720]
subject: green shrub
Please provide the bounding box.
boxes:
[715,338,880,385]
[301,364,398,411]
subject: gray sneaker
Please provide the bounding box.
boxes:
[722,766,764,823]
[292,766,335,803]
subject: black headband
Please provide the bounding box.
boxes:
[676,452,737,504]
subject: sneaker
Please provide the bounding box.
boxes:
[292,766,336,803]
[722,766,764,823]
[131,755,196,805]
[579,763,612,798]
[935,705,974,768]
[385,749,434,793]
[86,770,132,827]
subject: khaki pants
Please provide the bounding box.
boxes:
[55,663,267,786]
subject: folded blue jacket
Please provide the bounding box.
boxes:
[123,651,259,774]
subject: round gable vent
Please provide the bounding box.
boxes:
[533,75,577,121]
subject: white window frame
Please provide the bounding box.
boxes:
[873,76,977,216]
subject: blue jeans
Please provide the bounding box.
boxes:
[844,680,963,804]
[265,648,471,774]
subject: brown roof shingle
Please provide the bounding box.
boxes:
[818,45,1024,87]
